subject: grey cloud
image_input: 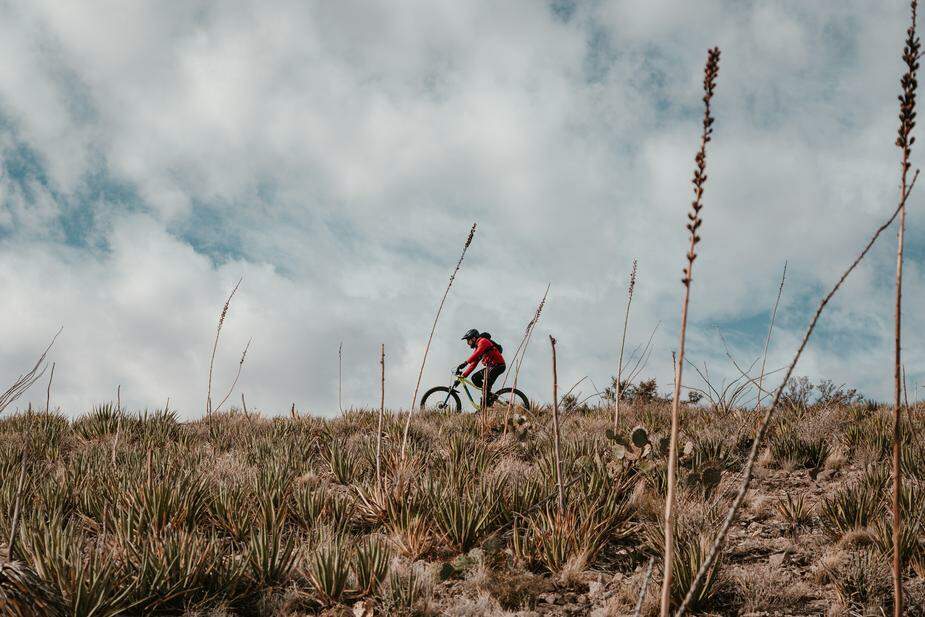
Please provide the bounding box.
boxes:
[0,1,922,415]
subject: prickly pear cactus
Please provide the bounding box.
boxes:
[631,426,649,448]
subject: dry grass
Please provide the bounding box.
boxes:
[0,400,920,615]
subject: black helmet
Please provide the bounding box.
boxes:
[461,328,479,340]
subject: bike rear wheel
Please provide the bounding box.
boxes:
[493,387,530,411]
[420,386,462,412]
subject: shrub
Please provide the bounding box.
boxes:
[818,478,881,541]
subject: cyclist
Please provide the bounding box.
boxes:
[456,328,506,404]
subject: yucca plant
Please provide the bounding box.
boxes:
[19,522,140,617]
[500,476,547,524]
[322,438,361,484]
[209,484,255,542]
[0,560,66,617]
[306,541,351,606]
[669,534,723,612]
[326,493,356,537]
[353,538,391,596]
[253,456,295,503]
[431,482,500,553]
[770,429,830,472]
[899,442,925,481]
[520,499,627,574]
[353,482,395,525]
[126,528,248,611]
[290,484,330,530]
[132,408,181,447]
[776,492,811,538]
[384,501,433,561]
[73,404,124,441]
[116,466,209,535]
[819,480,882,541]
[246,522,296,586]
[869,514,924,570]
[380,563,432,617]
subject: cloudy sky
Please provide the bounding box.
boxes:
[1,0,923,417]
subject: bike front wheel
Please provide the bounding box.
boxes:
[493,387,530,411]
[420,387,462,412]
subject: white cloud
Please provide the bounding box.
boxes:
[0,0,923,416]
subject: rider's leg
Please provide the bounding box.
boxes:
[484,364,506,406]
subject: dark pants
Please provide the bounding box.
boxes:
[472,364,506,405]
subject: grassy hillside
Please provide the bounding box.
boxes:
[0,400,924,615]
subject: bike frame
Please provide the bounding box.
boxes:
[443,374,484,411]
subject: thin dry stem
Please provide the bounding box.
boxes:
[338,341,344,414]
[614,259,638,429]
[401,222,476,460]
[893,4,919,614]
[213,338,251,414]
[660,46,721,617]
[377,343,385,487]
[44,362,55,414]
[502,284,550,434]
[0,327,61,415]
[754,263,787,412]
[206,276,242,417]
[549,336,564,512]
[677,168,921,617]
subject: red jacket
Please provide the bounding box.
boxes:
[462,337,505,377]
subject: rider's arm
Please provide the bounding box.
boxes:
[460,339,491,377]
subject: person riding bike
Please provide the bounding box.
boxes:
[456,328,506,404]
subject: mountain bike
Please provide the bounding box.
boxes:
[420,369,530,412]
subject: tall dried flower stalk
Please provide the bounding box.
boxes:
[44,362,55,414]
[549,335,564,511]
[753,262,787,414]
[401,223,477,460]
[377,343,385,487]
[0,327,61,416]
[502,284,550,433]
[678,173,920,617]
[338,342,343,413]
[659,46,721,617]
[213,339,252,414]
[614,259,638,429]
[206,276,242,417]
[893,2,919,613]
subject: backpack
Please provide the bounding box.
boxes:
[480,332,503,354]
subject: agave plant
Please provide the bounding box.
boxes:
[126,528,248,611]
[322,438,362,484]
[116,466,209,536]
[668,533,723,611]
[246,523,296,586]
[306,540,351,606]
[208,484,255,542]
[132,408,181,447]
[73,404,124,441]
[499,476,547,524]
[353,538,391,596]
[776,491,811,537]
[818,479,881,541]
[384,499,433,561]
[0,560,65,617]
[869,513,924,568]
[380,563,432,616]
[19,522,140,617]
[430,481,500,553]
